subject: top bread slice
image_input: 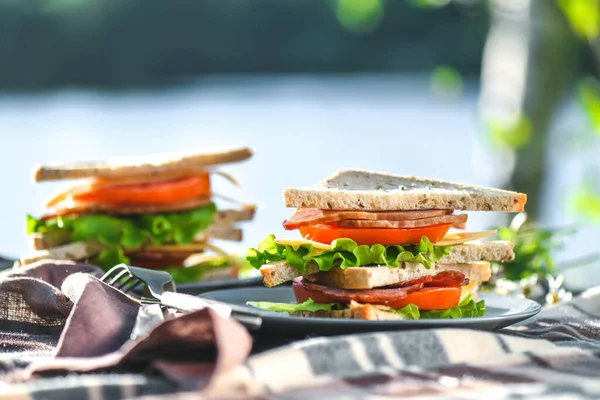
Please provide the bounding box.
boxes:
[283,169,526,212]
[32,146,253,182]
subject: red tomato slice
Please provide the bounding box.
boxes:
[298,223,451,246]
[72,174,210,205]
[293,283,461,311]
[387,287,461,310]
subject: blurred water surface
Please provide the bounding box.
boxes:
[0,75,597,289]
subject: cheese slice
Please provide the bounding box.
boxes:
[274,238,332,250]
[434,230,497,246]
[274,229,498,250]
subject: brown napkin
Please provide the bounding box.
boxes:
[0,260,252,391]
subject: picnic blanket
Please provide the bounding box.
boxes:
[1,261,600,399]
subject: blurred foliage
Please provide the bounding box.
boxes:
[492,213,576,282]
[571,181,600,222]
[578,76,600,134]
[557,0,600,40]
[407,0,451,8]
[0,0,489,90]
[486,115,533,150]
[429,65,463,99]
[335,0,384,33]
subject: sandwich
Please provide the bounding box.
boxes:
[245,169,527,320]
[20,146,256,283]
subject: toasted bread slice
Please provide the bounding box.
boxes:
[283,169,526,212]
[28,231,71,251]
[291,301,408,320]
[20,242,103,266]
[212,206,256,226]
[303,261,491,289]
[33,146,253,182]
[259,240,511,287]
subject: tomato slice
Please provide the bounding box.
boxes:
[72,174,210,205]
[388,287,461,310]
[293,283,461,311]
[298,223,451,246]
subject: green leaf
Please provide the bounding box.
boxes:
[121,223,147,249]
[557,0,600,40]
[496,215,576,281]
[578,76,600,134]
[26,204,217,271]
[430,65,463,99]
[419,297,486,319]
[388,303,421,319]
[335,0,384,34]
[486,114,533,150]
[407,0,451,8]
[26,214,42,235]
[66,215,124,246]
[246,235,452,273]
[93,247,130,270]
[247,299,336,313]
[571,183,600,222]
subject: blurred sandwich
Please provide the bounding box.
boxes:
[20,147,255,282]
[246,169,526,320]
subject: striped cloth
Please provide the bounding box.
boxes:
[3,287,600,399]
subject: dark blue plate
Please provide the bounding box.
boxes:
[202,287,541,336]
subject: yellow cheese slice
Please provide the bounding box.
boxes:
[434,230,498,246]
[274,238,332,250]
[275,230,497,250]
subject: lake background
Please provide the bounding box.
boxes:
[1,74,598,290]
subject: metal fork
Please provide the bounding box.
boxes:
[101,264,262,331]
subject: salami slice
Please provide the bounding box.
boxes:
[293,278,424,308]
[384,271,467,289]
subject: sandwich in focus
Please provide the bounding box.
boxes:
[20,147,255,283]
[246,169,527,320]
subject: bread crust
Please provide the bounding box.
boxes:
[283,169,527,212]
[33,146,253,182]
[20,241,103,266]
[303,261,491,289]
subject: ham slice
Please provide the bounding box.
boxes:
[283,208,451,230]
[294,277,424,308]
[333,214,468,229]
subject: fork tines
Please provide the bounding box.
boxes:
[101,264,145,295]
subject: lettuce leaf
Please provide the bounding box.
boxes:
[247,299,336,313]
[388,295,486,319]
[246,234,451,273]
[26,203,217,270]
[419,295,486,319]
[247,297,485,319]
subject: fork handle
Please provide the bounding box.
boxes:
[160,292,262,331]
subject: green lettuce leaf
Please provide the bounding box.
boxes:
[26,203,217,270]
[247,297,485,319]
[246,234,452,273]
[389,303,421,320]
[247,299,336,313]
[419,295,486,319]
